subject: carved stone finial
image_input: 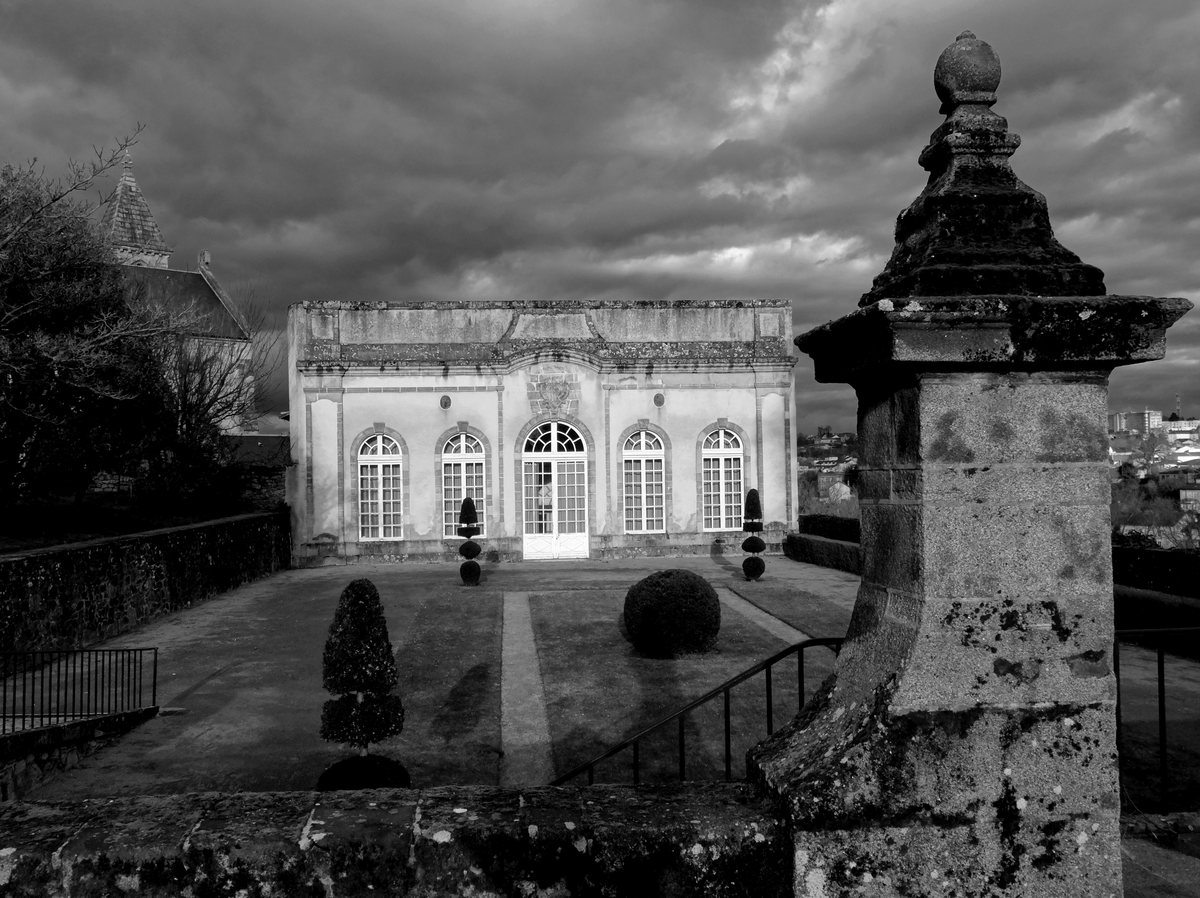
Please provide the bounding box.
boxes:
[122,151,133,171]
[934,30,1001,114]
[857,32,1106,304]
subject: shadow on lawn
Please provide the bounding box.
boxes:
[708,541,738,572]
[430,662,493,743]
[568,614,723,783]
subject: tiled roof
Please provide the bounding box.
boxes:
[123,267,248,340]
[100,155,171,253]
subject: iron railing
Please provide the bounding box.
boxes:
[1,649,158,736]
[554,627,1200,797]
[550,637,843,786]
[1114,626,1200,808]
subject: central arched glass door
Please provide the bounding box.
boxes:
[522,421,588,560]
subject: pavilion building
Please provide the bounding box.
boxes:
[286,298,796,564]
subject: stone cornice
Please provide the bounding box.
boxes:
[797,294,1192,384]
[293,297,791,312]
[298,340,796,368]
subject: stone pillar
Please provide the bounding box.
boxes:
[749,32,1190,896]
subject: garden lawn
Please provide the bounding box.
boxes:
[530,589,837,784]
[385,588,504,786]
[727,579,854,641]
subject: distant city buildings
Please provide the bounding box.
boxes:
[1108,405,1200,477]
[796,428,857,499]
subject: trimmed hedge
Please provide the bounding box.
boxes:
[796,514,860,544]
[623,570,721,658]
[741,556,765,581]
[1113,546,1200,600]
[783,533,862,575]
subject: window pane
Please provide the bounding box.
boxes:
[624,458,642,531]
[524,461,553,533]
[702,457,720,529]
[557,460,586,533]
[381,463,402,537]
[444,460,486,537]
[360,463,379,538]
[645,458,664,531]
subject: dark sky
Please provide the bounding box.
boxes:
[3,0,1197,433]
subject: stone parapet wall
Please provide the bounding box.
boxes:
[0,784,790,897]
[1,511,290,653]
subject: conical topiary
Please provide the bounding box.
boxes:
[741,488,765,581]
[320,579,404,754]
[457,497,482,585]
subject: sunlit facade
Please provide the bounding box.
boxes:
[287,298,796,564]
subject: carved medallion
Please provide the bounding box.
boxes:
[539,378,571,413]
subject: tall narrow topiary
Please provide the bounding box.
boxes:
[320,578,405,755]
[457,496,482,585]
[741,488,766,581]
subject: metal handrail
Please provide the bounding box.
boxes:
[1114,626,1200,808]
[554,625,1199,798]
[550,637,843,786]
[1,648,159,736]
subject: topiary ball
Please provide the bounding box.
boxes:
[623,569,720,658]
[459,539,481,560]
[741,535,766,554]
[742,556,766,581]
[460,559,481,586]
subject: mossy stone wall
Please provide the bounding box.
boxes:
[1,511,289,653]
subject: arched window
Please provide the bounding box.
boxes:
[701,429,742,531]
[524,421,586,454]
[623,430,664,533]
[442,432,486,538]
[522,421,587,537]
[359,434,402,539]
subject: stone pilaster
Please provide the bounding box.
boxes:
[750,32,1190,896]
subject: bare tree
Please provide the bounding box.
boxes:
[137,281,283,500]
[0,126,144,271]
[0,130,188,505]
[157,284,281,442]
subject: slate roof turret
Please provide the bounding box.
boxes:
[100,153,171,264]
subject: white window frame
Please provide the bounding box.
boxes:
[359,433,402,540]
[701,429,742,531]
[623,430,665,534]
[442,433,486,538]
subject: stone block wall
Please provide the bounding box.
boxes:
[1,511,290,653]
